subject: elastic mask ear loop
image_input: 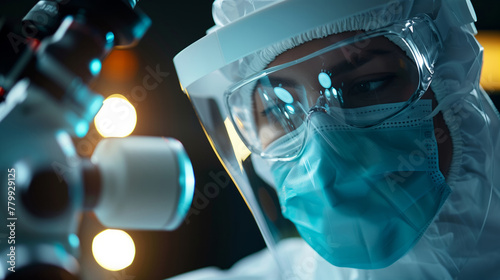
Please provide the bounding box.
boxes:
[423,92,465,120]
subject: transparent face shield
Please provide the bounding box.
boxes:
[179,10,500,278]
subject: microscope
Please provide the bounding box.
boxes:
[0,0,195,279]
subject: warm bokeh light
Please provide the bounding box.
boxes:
[101,50,139,82]
[94,94,137,138]
[476,31,500,91]
[92,229,136,271]
[224,118,251,171]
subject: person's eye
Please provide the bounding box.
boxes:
[260,104,284,125]
[260,102,303,130]
[351,75,395,94]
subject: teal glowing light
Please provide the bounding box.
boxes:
[55,130,77,156]
[325,89,331,99]
[318,72,332,89]
[89,58,102,76]
[69,234,80,249]
[132,16,152,39]
[88,95,104,120]
[331,87,338,98]
[164,138,195,230]
[128,0,137,8]
[258,88,270,101]
[13,161,31,187]
[106,32,115,44]
[65,112,90,138]
[285,104,296,114]
[274,87,294,104]
[72,86,104,121]
[75,121,89,138]
[54,243,68,260]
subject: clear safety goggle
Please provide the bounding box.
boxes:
[225,15,442,160]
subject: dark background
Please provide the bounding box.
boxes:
[0,1,499,279]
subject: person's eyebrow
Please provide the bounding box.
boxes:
[266,76,299,88]
[264,49,395,87]
[330,49,393,75]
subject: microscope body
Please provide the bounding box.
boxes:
[0,80,84,277]
[0,1,194,279]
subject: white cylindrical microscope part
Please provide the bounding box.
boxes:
[91,136,194,230]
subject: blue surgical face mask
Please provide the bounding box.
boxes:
[265,100,451,269]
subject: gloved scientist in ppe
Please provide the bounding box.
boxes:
[171,0,500,279]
